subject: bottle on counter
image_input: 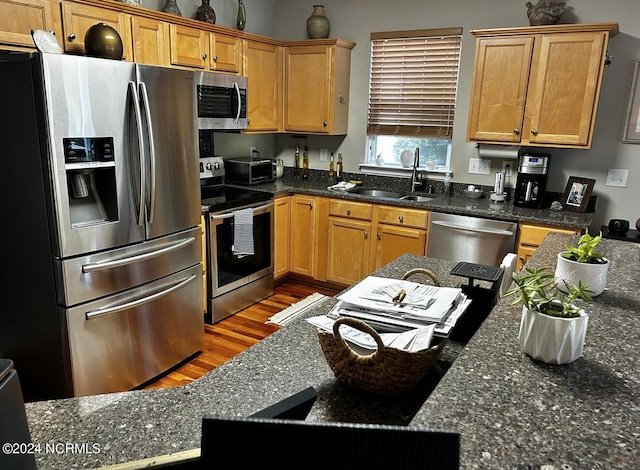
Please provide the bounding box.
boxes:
[328,152,335,179]
[293,144,300,178]
[443,171,452,196]
[302,145,309,179]
[336,153,343,181]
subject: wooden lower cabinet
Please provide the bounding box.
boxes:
[289,195,328,280]
[324,199,429,286]
[274,196,290,280]
[515,222,581,271]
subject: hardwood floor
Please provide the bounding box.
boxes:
[143,280,337,390]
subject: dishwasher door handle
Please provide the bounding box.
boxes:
[431,220,514,237]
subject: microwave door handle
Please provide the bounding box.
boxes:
[233,81,241,124]
[129,81,146,226]
[85,274,197,319]
[139,81,156,224]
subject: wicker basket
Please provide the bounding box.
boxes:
[318,269,445,395]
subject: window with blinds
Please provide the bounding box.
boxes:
[365,28,462,170]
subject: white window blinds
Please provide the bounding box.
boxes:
[368,28,462,138]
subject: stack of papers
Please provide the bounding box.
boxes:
[307,276,471,353]
[327,181,356,191]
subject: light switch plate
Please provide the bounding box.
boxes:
[468,158,491,175]
[605,169,628,187]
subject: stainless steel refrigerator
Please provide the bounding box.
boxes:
[0,52,203,399]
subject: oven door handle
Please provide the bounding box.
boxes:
[85,274,197,319]
[211,202,274,220]
[431,221,514,237]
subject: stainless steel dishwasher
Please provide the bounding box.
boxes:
[428,213,517,266]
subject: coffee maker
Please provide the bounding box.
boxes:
[513,153,549,208]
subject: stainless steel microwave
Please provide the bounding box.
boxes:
[195,71,248,131]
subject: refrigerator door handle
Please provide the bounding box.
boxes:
[129,81,146,226]
[233,81,241,124]
[81,236,196,273]
[85,274,197,319]
[139,81,157,224]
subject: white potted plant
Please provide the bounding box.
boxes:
[505,267,593,365]
[555,231,609,296]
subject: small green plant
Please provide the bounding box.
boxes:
[504,266,593,318]
[561,230,606,264]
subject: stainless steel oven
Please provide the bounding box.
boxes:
[208,200,274,323]
[200,156,274,324]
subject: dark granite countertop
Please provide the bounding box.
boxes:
[247,173,594,229]
[25,235,639,468]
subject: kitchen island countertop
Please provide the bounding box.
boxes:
[25,235,639,469]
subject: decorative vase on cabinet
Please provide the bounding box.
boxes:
[195,0,216,24]
[306,5,330,39]
[162,0,181,16]
[237,0,246,31]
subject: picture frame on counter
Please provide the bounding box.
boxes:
[561,176,595,213]
[623,60,640,143]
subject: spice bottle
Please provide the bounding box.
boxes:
[336,153,343,181]
[302,145,309,179]
[293,144,300,178]
[328,152,335,179]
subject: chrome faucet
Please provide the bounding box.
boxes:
[410,147,422,191]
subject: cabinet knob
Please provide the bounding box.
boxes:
[513,128,520,135]
[346,208,351,215]
[323,121,327,127]
[377,233,381,240]
[213,56,218,62]
[339,93,344,104]
[202,53,208,60]
[398,215,404,223]
[364,232,368,239]
[68,33,76,41]
[530,128,538,136]
[308,203,313,209]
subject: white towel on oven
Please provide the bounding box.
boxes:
[232,208,254,257]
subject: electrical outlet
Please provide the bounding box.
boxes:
[319,148,328,162]
[605,169,628,187]
[468,158,491,175]
[501,160,513,177]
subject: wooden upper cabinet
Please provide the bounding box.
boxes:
[243,38,282,133]
[61,1,132,60]
[210,32,241,73]
[0,0,57,50]
[284,39,354,135]
[168,23,207,69]
[466,23,618,149]
[131,16,169,66]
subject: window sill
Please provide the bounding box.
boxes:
[359,164,450,179]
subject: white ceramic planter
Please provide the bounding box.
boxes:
[555,253,609,296]
[518,306,588,365]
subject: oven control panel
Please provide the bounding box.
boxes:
[199,156,225,180]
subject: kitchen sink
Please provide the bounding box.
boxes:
[349,188,405,199]
[399,195,436,202]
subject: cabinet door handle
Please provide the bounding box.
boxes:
[308,203,313,209]
[364,232,368,239]
[530,128,538,136]
[323,121,327,127]
[202,53,208,60]
[213,56,218,62]
[68,33,76,41]
[513,128,520,135]
[346,208,351,215]
[377,233,381,239]
[398,215,404,223]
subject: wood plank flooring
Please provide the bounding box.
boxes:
[143,280,337,390]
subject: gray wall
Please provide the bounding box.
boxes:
[269,0,640,231]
